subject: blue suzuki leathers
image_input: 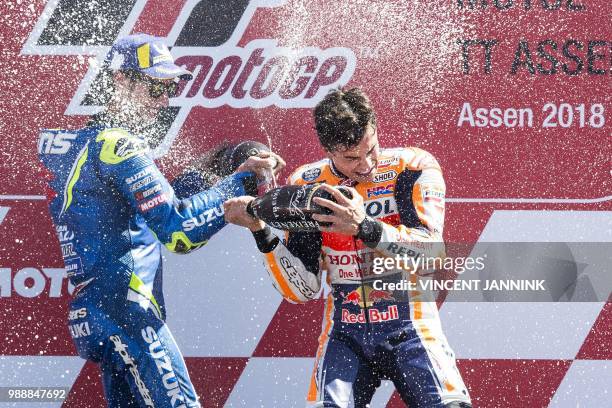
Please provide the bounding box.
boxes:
[39,124,250,407]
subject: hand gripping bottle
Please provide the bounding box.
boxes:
[219,141,276,195]
[246,184,352,231]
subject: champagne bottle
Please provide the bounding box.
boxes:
[246,183,352,231]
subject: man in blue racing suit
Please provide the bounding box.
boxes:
[38,34,281,407]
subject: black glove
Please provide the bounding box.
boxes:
[246,184,352,231]
[218,141,270,175]
[220,141,271,196]
[180,141,270,197]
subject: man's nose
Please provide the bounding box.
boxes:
[356,157,374,172]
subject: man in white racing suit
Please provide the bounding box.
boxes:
[224,88,471,408]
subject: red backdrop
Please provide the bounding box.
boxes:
[0,0,610,406]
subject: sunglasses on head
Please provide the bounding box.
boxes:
[124,70,179,98]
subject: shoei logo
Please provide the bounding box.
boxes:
[22,0,357,157]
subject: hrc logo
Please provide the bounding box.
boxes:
[366,183,394,198]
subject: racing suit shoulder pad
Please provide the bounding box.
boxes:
[95,128,149,165]
[392,146,441,172]
[287,158,331,185]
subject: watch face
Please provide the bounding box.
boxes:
[361,219,373,234]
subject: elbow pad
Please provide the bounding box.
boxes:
[261,242,321,303]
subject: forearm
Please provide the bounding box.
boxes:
[120,163,250,252]
[165,175,248,247]
[367,221,445,260]
[355,210,445,261]
[364,164,446,260]
[252,227,321,303]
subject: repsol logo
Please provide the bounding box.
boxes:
[365,198,397,218]
[377,156,399,168]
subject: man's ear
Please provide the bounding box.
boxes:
[323,146,335,160]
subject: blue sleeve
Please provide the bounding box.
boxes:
[172,170,211,200]
[95,129,250,253]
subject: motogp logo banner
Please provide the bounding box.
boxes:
[21,0,356,157]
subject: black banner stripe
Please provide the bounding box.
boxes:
[38,0,138,46]
[175,0,250,47]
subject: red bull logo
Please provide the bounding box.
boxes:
[368,289,395,303]
[341,287,396,307]
[341,305,399,324]
[341,290,362,306]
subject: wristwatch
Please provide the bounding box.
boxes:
[356,216,383,247]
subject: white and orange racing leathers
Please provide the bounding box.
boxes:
[251,147,471,408]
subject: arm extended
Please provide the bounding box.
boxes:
[97,129,252,253]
